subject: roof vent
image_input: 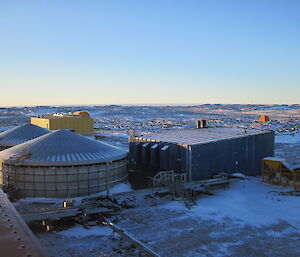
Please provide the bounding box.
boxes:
[196,120,208,129]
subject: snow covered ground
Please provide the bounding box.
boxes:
[275,133,300,144]
[33,178,300,257]
[57,225,113,238]
[1,104,299,135]
[116,179,300,257]
[2,104,299,256]
[186,178,299,228]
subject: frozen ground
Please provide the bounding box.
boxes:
[57,225,113,238]
[34,178,300,257]
[1,104,299,135]
[275,133,300,144]
[115,179,300,257]
[1,104,299,256]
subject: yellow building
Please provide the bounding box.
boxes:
[31,111,94,135]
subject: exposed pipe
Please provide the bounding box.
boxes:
[101,215,160,257]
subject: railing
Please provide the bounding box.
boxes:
[101,215,160,257]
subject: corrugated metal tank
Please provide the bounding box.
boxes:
[0,129,128,198]
[0,123,50,150]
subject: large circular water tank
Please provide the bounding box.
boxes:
[0,123,50,150]
[0,129,128,198]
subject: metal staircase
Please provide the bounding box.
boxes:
[152,170,197,208]
[152,171,245,209]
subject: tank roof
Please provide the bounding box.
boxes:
[0,123,50,147]
[0,129,127,166]
[133,127,271,146]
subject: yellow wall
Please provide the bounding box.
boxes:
[31,117,50,129]
[31,116,94,135]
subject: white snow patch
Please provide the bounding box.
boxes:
[231,173,249,179]
[57,225,113,238]
[108,183,133,195]
[263,105,294,110]
[191,179,300,228]
[275,134,300,144]
[96,133,129,139]
[161,178,300,229]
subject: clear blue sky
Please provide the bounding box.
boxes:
[0,0,299,106]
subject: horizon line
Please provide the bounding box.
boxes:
[1,103,299,108]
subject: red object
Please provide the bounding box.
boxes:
[259,115,270,122]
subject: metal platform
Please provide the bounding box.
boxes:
[152,171,244,208]
[20,197,122,223]
[0,188,48,257]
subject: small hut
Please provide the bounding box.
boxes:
[259,115,270,123]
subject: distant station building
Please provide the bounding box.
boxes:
[0,129,127,198]
[129,127,274,181]
[31,111,94,135]
[0,123,49,150]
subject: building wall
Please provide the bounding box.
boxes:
[31,116,94,135]
[31,117,50,129]
[129,139,187,174]
[1,158,127,198]
[129,131,274,180]
[190,132,274,180]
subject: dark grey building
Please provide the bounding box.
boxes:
[129,127,274,181]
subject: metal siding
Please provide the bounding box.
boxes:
[180,146,188,174]
[159,144,177,171]
[190,131,274,180]
[168,145,178,171]
[129,142,136,168]
[251,131,274,175]
[135,142,142,167]
[150,144,159,168]
[129,130,274,181]
[141,143,150,165]
[159,144,170,170]
[0,129,128,166]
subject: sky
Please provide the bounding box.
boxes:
[0,0,299,106]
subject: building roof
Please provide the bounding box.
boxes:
[0,123,50,147]
[0,129,127,166]
[33,111,92,120]
[133,127,271,146]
